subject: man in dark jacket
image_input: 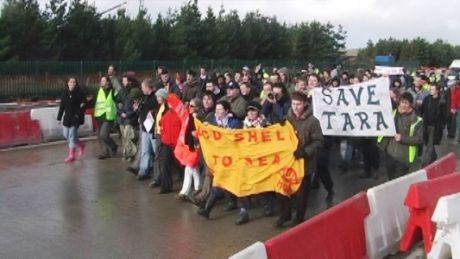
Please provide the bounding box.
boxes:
[275,91,324,227]
[182,70,200,104]
[134,79,159,180]
[218,80,248,120]
[117,75,141,161]
[378,92,423,180]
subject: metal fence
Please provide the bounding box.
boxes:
[0,59,419,102]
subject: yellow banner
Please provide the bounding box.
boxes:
[195,120,305,197]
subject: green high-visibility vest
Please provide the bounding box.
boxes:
[94,87,116,121]
[377,110,422,163]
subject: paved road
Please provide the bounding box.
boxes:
[0,138,458,258]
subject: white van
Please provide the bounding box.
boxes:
[448,59,460,86]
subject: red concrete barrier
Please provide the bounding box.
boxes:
[0,111,41,148]
[265,192,370,259]
[424,153,456,179]
[400,172,460,253]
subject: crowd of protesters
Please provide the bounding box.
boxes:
[56,63,460,227]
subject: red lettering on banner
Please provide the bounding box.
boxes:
[222,156,232,167]
[248,131,257,142]
[276,130,285,141]
[245,157,253,166]
[234,132,244,142]
[258,156,268,166]
[272,154,281,165]
[213,130,222,141]
[261,131,271,142]
[200,129,209,139]
[212,155,219,165]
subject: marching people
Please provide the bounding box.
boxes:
[117,75,141,162]
[276,91,323,227]
[197,100,242,219]
[218,80,248,120]
[95,76,118,160]
[133,79,159,181]
[377,92,424,180]
[420,85,447,164]
[57,77,87,163]
[235,101,271,225]
[261,82,291,124]
[155,94,182,194]
[176,97,201,201]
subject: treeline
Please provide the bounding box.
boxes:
[0,0,346,62]
[357,37,460,67]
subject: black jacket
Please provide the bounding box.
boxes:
[138,91,159,133]
[116,86,139,126]
[57,87,86,127]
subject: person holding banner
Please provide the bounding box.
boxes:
[377,92,423,180]
[235,101,271,225]
[197,100,242,219]
[276,91,324,227]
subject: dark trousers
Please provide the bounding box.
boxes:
[97,121,117,155]
[278,175,311,222]
[158,143,174,191]
[447,113,457,137]
[385,154,410,180]
[316,148,333,191]
[361,138,380,173]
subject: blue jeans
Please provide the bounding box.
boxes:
[138,131,157,177]
[63,126,79,148]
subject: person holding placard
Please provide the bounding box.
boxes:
[134,79,159,181]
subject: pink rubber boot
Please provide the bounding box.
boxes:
[77,142,86,157]
[64,148,76,163]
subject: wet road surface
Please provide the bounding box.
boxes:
[0,138,459,258]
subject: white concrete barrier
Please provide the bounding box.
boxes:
[31,107,93,142]
[229,241,267,259]
[365,169,428,259]
[428,192,460,259]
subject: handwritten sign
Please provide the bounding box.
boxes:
[195,119,305,197]
[312,77,396,136]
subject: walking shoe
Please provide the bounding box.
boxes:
[274,215,291,228]
[149,181,161,188]
[176,193,189,201]
[197,207,210,219]
[325,189,335,207]
[235,210,250,225]
[263,204,274,217]
[136,174,151,181]
[223,201,237,211]
[158,189,172,194]
[126,167,138,175]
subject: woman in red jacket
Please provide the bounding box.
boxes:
[155,95,182,194]
[451,81,460,142]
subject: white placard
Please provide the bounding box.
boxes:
[312,77,396,137]
[143,111,154,132]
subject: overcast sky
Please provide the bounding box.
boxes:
[5,0,460,48]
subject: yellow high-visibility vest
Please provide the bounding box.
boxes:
[377,110,422,163]
[94,87,116,121]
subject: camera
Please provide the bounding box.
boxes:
[267,93,274,99]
